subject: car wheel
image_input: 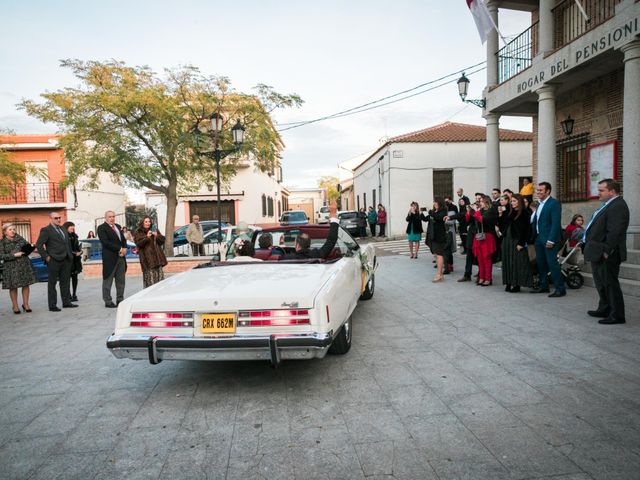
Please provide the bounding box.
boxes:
[360,272,375,300]
[329,315,352,355]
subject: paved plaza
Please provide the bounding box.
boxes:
[1,253,640,480]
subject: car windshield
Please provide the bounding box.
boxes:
[282,212,307,222]
[320,207,329,213]
[339,212,357,220]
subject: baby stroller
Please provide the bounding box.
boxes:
[555,239,585,289]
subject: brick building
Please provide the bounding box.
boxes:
[0,134,125,241]
[474,0,639,295]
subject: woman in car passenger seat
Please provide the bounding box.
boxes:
[227,238,262,261]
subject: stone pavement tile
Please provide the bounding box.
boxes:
[95,425,179,480]
[509,402,607,447]
[473,424,582,479]
[290,422,352,453]
[19,378,77,397]
[388,444,439,480]
[473,373,548,407]
[60,414,132,453]
[385,383,450,418]
[0,434,60,480]
[580,372,640,411]
[0,421,28,448]
[289,446,365,480]
[508,361,579,387]
[402,413,491,460]
[448,392,525,431]
[580,411,640,449]
[428,451,512,480]
[287,401,345,431]
[371,362,424,388]
[87,387,153,419]
[0,385,25,409]
[229,419,292,458]
[19,399,96,438]
[0,393,62,425]
[129,382,197,428]
[342,404,413,444]
[411,361,482,400]
[333,377,388,406]
[558,439,640,480]
[537,381,631,417]
[227,450,297,480]
[158,430,229,480]
[353,440,394,476]
[31,451,110,480]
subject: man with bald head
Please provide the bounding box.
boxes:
[36,211,76,311]
[97,210,128,308]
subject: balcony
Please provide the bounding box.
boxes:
[0,182,66,206]
[497,0,623,84]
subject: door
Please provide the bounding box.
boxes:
[433,169,453,200]
[25,161,49,203]
[189,201,235,224]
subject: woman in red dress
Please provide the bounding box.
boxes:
[467,195,497,286]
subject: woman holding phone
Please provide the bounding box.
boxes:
[134,216,167,288]
[424,197,448,282]
[405,202,423,258]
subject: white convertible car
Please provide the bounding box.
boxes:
[107,223,376,366]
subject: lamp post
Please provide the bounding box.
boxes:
[560,115,575,136]
[456,72,486,108]
[192,113,245,250]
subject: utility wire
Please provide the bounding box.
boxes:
[276,61,486,132]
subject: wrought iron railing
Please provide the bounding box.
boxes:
[497,22,538,84]
[0,182,65,204]
[553,0,622,49]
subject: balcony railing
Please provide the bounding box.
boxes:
[0,182,65,205]
[497,22,539,84]
[553,0,622,49]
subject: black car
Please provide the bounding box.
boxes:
[338,211,360,236]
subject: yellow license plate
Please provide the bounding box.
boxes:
[201,313,236,334]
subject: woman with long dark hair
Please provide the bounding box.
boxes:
[63,221,83,301]
[425,197,447,282]
[406,201,424,258]
[468,195,497,286]
[134,216,167,288]
[501,194,533,292]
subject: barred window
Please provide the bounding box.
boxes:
[261,194,267,216]
[557,134,589,203]
[267,197,274,217]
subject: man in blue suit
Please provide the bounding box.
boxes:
[530,182,566,297]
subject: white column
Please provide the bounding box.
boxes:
[536,86,557,187]
[485,113,501,193]
[486,0,499,87]
[539,0,554,54]
[621,40,640,249]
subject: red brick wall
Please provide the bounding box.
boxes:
[82,257,208,279]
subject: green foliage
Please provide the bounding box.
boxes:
[318,175,340,202]
[0,138,26,195]
[20,59,303,252]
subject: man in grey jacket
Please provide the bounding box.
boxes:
[583,179,629,324]
[186,215,205,256]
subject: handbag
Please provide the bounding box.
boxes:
[475,219,486,241]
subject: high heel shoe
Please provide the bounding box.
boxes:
[432,276,444,283]
[22,305,32,313]
[13,308,21,314]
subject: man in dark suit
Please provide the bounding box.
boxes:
[36,211,77,311]
[97,210,128,308]
[530,182,566,297]
[583,179,629,324]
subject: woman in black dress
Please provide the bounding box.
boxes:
[501,194,534,292]
[1,223,36,314]
[424,197,448,282]
[63,222,83,301]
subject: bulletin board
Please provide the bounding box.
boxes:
[586,140,617,199]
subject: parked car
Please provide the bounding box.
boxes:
[280,210,309,226]
[173,220,229,248]
[317,206,330,224]
[338,210,360,236]
[81,239,139,260]
[173,225,262,257]
[107,223,376,366]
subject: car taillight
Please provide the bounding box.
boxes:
[238,309,310,327]
[130,312,193,327]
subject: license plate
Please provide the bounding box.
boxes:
[200,313,236,334]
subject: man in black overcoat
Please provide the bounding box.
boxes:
[97,210,128,308]
[36,211,76,311]
[583,179,630,324]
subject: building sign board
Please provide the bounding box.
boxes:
[586,141,617,199]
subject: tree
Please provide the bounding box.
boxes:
[0,129,27,196]
[20,59,302,254]
[318,175,340,203]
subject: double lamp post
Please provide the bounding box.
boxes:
[192,112,245,249]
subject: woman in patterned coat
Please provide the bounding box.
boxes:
[134,217,168,288]
[1,223,36,314]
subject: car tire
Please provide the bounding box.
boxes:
[329,315,352,355]
[360,273,375,300]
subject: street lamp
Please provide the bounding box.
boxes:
[560,115,575,136]
[457,72,486,109]
[192,113,245,253]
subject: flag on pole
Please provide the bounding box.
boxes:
[466,0,494,44]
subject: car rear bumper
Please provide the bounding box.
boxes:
[106,331,334,366]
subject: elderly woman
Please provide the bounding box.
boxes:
[134,217,168,288]
[1,223,36,313]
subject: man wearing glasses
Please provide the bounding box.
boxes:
[36,211,76,311]
[97,210,128,308]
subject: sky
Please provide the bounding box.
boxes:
[0,0,532,191]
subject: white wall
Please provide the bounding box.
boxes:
[66,171,125,238]
[353,141,532,236]
[288,189,326,220]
